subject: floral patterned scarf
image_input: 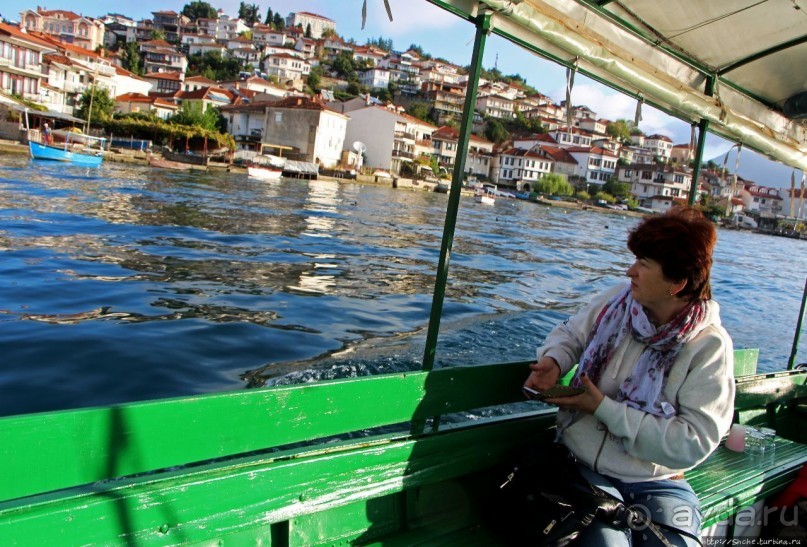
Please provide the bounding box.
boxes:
[571,285,710,418]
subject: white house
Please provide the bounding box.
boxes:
[567,146,618,185]
[262,96,348,168]
[264,53,310,83]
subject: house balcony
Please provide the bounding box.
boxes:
[392,149,415,160]
[0,57,10,67]
[394,131,416,142]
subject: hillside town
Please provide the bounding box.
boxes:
[0,4,805,230]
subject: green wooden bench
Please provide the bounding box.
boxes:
[0,350,805,545]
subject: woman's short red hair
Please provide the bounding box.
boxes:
[627,206,717,301]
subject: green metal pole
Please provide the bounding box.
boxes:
[689,119,709,206]
[689,76,714,206]
[787,277,807,370]
[421,12,491,371]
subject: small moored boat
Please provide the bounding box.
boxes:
[247,143,292,181]
[29,131,106,168]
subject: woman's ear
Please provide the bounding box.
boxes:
[669,279,687,297]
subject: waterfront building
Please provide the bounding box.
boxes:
[285,12,335,40]
[221,101,271,151]
[567,146,618,185]
[740,184,784,217]
[615,164,692,206]
[343,103,436,173]
[538,146,579,181]
[20,8,105,51]
[262,96,348,168]
[493,147,552,190]
[431,125,493,179]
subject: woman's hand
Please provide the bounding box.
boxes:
[524,356,561,393]
[544,373,605,414]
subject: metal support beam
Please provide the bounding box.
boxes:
[421,11,491,371]
[689,76,714,206]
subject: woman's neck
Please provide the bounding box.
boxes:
[646,299,689,326]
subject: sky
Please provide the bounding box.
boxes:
[4,0,800,187]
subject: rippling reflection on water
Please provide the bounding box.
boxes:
[0,155,805,416]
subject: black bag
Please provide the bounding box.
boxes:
[487,442,672,546]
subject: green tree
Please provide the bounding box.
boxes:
[406,102,433,123]
[150,29,166,41]
[305,23,312,38]
[535,173,574,196]
[187,51,243,81]
[238,2,260,25]
[307,65,323,93]
[366,36,392,51]
[605,119,634,142]
[484,119,509,144]
[272,13,284,30]
[602,179,631,199]
[182,1,217,21]
[264,7,273,25]
[330,52,356,81]
[76,86,115,126]
[120,41,142,75]
[170,102,224,132]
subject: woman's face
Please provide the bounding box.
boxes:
[626,256,673,308]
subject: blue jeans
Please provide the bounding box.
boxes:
[575,465,702,546]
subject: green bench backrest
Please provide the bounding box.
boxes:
[0,349,762,503]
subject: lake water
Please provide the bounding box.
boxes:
[1,154,805,417]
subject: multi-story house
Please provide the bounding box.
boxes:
[431,125,493,179]
[285,12,335,39]
[183,75,217,92]
[567,146,618,185]
[20,8,105,51]
[615,164,692,206]
[251,26,288,48]
[513,132,557,151]
[294,37,318,60]
[195,14,247,42]
[538,146,579,181]
[0,23,56,103]
[741,184,784,217]
[420,81,465,125]
[151,11,190,43]
[262,95,348,168]
[643,134,673,162]
[220,101,270,150]
[578,117,609,137]
[476,93,515,120]
[670,143,693,164]
[548,127,593,148]
[357,67,391,90]
[142,71,183,94]
[115,92,178,119]
[418,61,461,86]
[352,45,386,66]
[264,53,311,83]
[318,35,353,62]
[101,13,137,48]
[187,39,226,57]
[494,147,553,189]
[176,86,235,114]
[378,51,420,95]
[140,40,188,73]
[343,103,434,172]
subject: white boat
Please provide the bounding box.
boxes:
[247,144,291,181]
[475,191,495,205]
